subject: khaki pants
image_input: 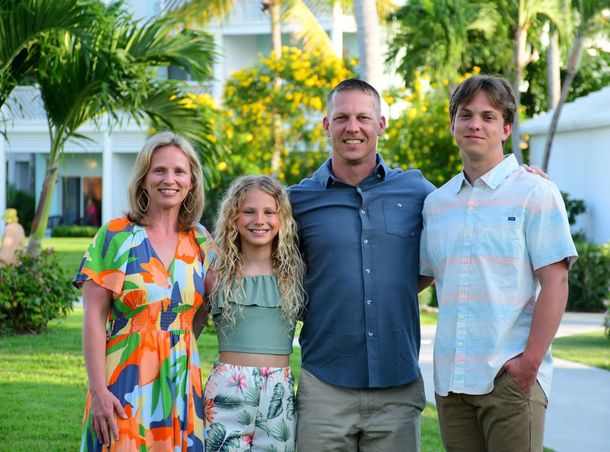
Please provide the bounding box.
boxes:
[296,369,426,452]
[436,371,548,452]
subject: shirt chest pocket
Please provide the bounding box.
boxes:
[474,215,523,259]
[382,200,421,238]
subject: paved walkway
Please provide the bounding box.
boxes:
[419,312,610,452]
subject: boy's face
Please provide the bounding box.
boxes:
[450,90,512,162]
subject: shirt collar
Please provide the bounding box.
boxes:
[314,154,387,188]
[452,154,519,193]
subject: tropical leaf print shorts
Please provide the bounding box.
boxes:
[203,361,296,452]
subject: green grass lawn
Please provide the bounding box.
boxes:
[553,331,610,371]
[0,307,444,451]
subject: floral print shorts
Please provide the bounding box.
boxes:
[203,361,296,451]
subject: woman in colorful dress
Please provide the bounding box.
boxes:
[74,132,216,451]
[200,176,305,451]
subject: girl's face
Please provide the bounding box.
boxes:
[236,188,280,253]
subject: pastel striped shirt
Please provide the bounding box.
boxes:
[420,154,577,397]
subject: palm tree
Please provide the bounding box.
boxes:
[387,0,502,92]
[541,0,610,171]
[353,0,382,86]
[0,0,97,108]
[512,0,566,163]
[26,3,219,255]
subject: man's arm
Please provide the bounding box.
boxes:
[503,260,569,394]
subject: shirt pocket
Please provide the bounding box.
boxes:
[382,200,421,238]
[475,215,523,259]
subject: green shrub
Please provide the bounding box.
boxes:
[0,249,77,334]
[51,225,97,238]
[561,191,586,227]
[567,240,610,313]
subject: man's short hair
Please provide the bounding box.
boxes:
[449,75,516,125]
[327,79,381,117]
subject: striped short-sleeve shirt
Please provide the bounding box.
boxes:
[420,154,577,398]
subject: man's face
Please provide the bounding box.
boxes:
[323,90,386,170]
[450,90,512,162]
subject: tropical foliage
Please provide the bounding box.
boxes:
[221,47,354,184]
[0,249,77,334]
[387,0,610,166]
[382,73,462,187]
[0,0,221,256]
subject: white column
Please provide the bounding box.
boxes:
[102,131,112,225]
[331,1,343,57]
[0,136,6,237]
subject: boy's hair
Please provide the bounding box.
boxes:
[327,78,381,117]
[449,75,516,125]
[212,175,305,323]
[127,131,204,230]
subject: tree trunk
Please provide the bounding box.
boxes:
[542,35,583,172]
[353,0,383,89]
[27,134,63,257]
[269,0,283,176]
[547,27,560,109]
[511,23,527,164]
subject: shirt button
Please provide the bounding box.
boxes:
[363,238,368,244]
[458,314,465,320]
[368,331,374,337]
[365,268,371,274]
[397,203,402,208]
[360,209,366,215]
[356,186,362,193]
[366,299,372,305]
[468,206,474,212]
[457,341,464,347]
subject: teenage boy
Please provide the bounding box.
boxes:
[420,75,577,451]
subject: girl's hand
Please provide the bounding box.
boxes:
[89,387,127,446]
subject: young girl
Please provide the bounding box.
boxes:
[201,175,305,451]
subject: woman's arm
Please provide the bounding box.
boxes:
[82,280,127,446]
[193,269,215,339]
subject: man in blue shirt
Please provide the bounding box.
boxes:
[290,79,435,451]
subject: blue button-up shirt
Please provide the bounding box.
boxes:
[290,156,435,388]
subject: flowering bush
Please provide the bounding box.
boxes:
[221,46,355,184]
[381,72,463,188]
[0,249,77,334]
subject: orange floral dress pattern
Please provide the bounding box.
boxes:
[73,218,215,451]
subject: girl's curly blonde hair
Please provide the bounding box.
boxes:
[211,175,305,323]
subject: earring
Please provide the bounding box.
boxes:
[137,190,150,213]
[182,191,195,214]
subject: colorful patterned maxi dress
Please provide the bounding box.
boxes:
[73,218,216,451]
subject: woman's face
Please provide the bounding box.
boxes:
[142,145,193,213]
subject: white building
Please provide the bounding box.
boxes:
[521,86,610,244]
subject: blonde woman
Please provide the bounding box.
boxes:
[74,132,215,450]
[199,175,305,451]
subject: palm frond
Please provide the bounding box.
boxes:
[164,0,237,26]
[282,0,335,58]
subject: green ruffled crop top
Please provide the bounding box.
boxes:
[211,275,296,355]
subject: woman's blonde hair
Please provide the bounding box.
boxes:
[212,175,305,322]
[127,131,204,230]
